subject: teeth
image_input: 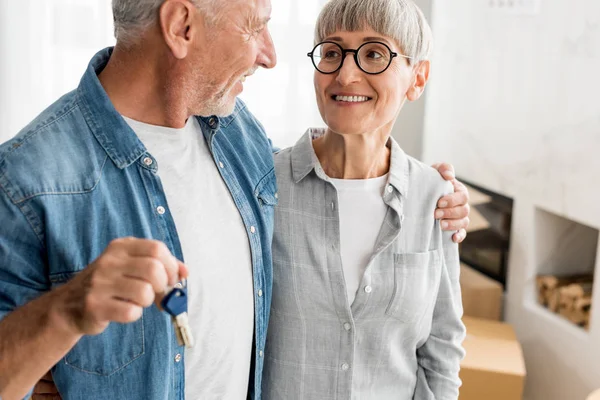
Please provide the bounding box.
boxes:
[335,95,369,102]
[240,76,247,83]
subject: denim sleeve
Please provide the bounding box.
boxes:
[414,228,467,400]
[0,186,48,323]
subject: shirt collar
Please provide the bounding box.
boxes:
[76,47,147,169]
[291,128,410,198]
[291,128,322,183]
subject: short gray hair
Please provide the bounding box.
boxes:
[112,0,223,46]
[314,0,433,63]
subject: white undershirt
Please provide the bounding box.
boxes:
[124,116,254,400]
[330,175,389,305]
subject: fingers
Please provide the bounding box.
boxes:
[440,216,470,231]
[95,297,144,324]
[122,257,169,294]
[32,372,61,400]
[452,179,469,200]
[437,181,469,209]
[111,277,155,308]
[435,204,470,220]
[177,260,189,280]
[40,371,54,381]
[110,238,182,286]
[452,229,467,244]
[432,162,455,181]
[33,377,59,394]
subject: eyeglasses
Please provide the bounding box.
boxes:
[307,41,409,75]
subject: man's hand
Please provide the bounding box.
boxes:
[55,237,188,336]
[0,237,186,400]
[432,163,470,244]
[32,372,61,400]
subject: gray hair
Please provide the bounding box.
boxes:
[314,0,433,63]
[112,0,223,46]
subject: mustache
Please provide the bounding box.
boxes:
[245,67,258,77]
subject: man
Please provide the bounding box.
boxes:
[0,1,469,399]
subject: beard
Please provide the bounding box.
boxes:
[202,86,236,117]
[185,75,237,117]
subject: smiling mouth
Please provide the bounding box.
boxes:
[332,95,372,103]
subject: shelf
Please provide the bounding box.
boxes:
[534,207,597,331]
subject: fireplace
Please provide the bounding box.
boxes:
[459,179,514,288]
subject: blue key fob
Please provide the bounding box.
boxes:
[161,287,188,316]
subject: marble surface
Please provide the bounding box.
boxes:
[418,1,600,399]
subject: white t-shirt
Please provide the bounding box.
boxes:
[124,116,254,400]
[330,175,389,305]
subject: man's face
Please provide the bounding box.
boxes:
[188,0,276,117]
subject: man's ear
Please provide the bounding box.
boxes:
[406,60,430,102]
[159,0,204,59]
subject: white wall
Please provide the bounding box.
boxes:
[0,0,114,143]
[421,1,600,399]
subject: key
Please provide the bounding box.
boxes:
[161,283,195,348]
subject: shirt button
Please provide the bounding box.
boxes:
[341,363,350,371]
[275,192,278,199]
[259,350,264,357]
[143,157,153,166]
[175,353,182,363]
[219,162,224,169]
[258,289,263,297]
[387,185,394,193]
[174,282,183,289]
[250,226,256,234]
[364,285,373,293]
[157,206,166,215]
[208,117,218,129]
[343,323,351,331]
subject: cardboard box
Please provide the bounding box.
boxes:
[460,263,503,320]
[460,316,526,400]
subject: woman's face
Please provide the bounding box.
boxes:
[313,28,428,137]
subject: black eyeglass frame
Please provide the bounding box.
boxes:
[307,41,404,75]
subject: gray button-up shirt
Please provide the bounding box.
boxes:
[263,130,466,400]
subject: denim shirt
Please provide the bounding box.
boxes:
[0,48,276,400]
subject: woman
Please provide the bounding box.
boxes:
[263,0,465,399]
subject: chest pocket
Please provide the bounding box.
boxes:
[50,272,145,376]
[385,249,442,323]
